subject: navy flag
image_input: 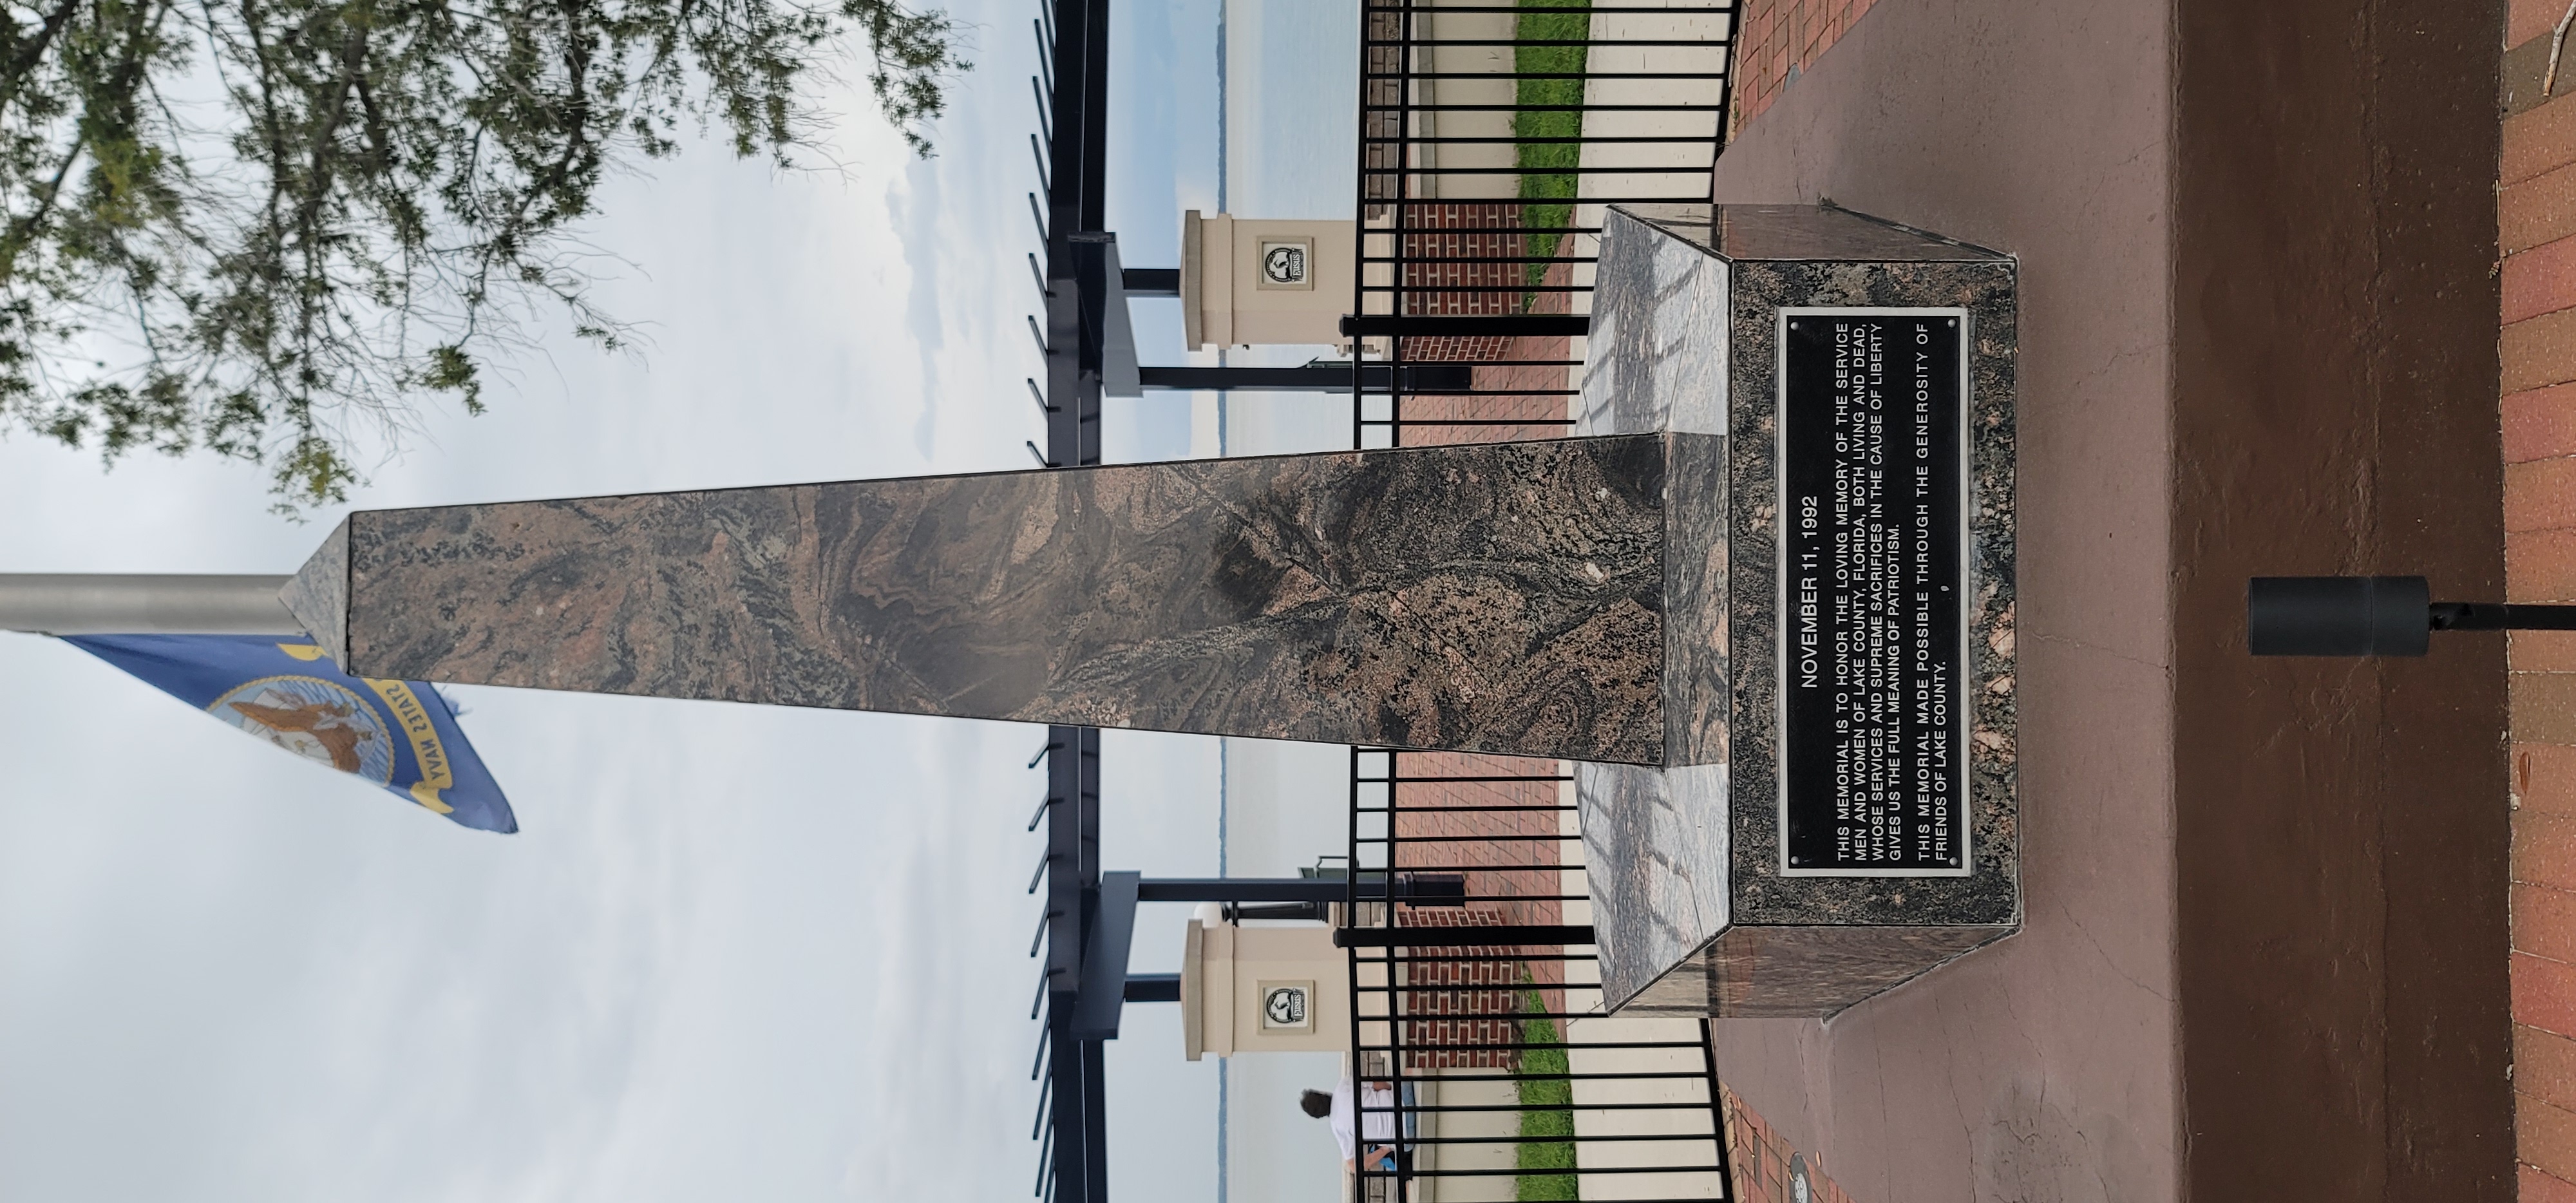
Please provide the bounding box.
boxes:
[64,634,518,833]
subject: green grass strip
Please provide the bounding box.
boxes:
[1516,0,1591,297]
[1515,988,1580,1200]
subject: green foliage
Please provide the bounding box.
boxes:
[0,0,965,509]
[1515,987,1580,1200]
[1515,0,1587,296]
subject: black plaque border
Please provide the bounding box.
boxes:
[1774,307,1975,879]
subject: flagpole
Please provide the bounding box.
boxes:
[0,574,299,635]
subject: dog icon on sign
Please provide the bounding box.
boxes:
[1261,242,1309,287]
[1259,981,1314,1031]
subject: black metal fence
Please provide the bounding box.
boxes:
[1348,0,1741,449]
[1341,749,1732,1201]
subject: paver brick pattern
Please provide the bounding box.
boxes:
[1727,0,1877,137]
[2505,5,2576,1194]
[1720,1084,1857,1203]
[2532,1162,2576,1203]
[2508,383,2576,462]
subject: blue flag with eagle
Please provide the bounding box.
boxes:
[64,634,517,833]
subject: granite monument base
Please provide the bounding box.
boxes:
[1571,205,2021,1017]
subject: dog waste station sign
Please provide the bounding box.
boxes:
[1778,309,1972,877]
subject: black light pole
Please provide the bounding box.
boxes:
[2248,576,2576,656]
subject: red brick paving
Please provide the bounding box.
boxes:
[2514,0,2570,59]
[2519,634,2576,676]
[2520,674,2576,746]
[2512,457,2576,532]
[2526,744,2576,815]
[2530,1094,2576,1186]
[1720,1083,1859,1203]
[2508,305,2576,394]
[1391,235,1580,447]
[2512,237,2576,327]
[2520,814,2576,895]
[2532,885,2576,970]
[2532,1025,2576,1114]
[2512,88,2576,184]
[2526,637,2576,684]
[2529,1163,2576,1203]
[1388,751,1568,957]
[2514,529,2576,602]
[1729,0,1879,137]
[2521,952,2576,1043]
[2505,383,2576,464]
[1375,754,1571,1069]
[2507,162,2576,257]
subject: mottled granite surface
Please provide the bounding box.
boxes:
[1633,202,2005,264]
[1578,220,1728,437]
[1575,204,2022,1016]
[279,519,348,665]
[1661,432,1729,766]
[1614,925,2009,1017]
[291,436,1741,765]
[1712,205,2021,929]
[1576,761,1729,1005]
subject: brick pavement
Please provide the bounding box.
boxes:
[1728,0,1879,138]
[2508,3,2576,1193]
[1387,750,1569,1016]
[1720,1085,1857,1203]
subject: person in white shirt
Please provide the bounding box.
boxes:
[1302,1077,1400,1177]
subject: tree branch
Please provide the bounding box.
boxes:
[0,0,86,110]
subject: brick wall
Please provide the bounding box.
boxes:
[1395,906,1521,1070]
[2506,5,2576,1197]
[1371,751,1567,1070]
[1399,202,1524,318]
[1390,234,1581,446]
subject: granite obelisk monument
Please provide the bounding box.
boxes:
[283,433,1724,766]
[279,204,2022,1017]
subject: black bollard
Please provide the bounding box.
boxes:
[2248,576,2430,656]
[2248,576,2576,656]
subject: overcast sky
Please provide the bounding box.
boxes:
[0,2,1361,1200]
